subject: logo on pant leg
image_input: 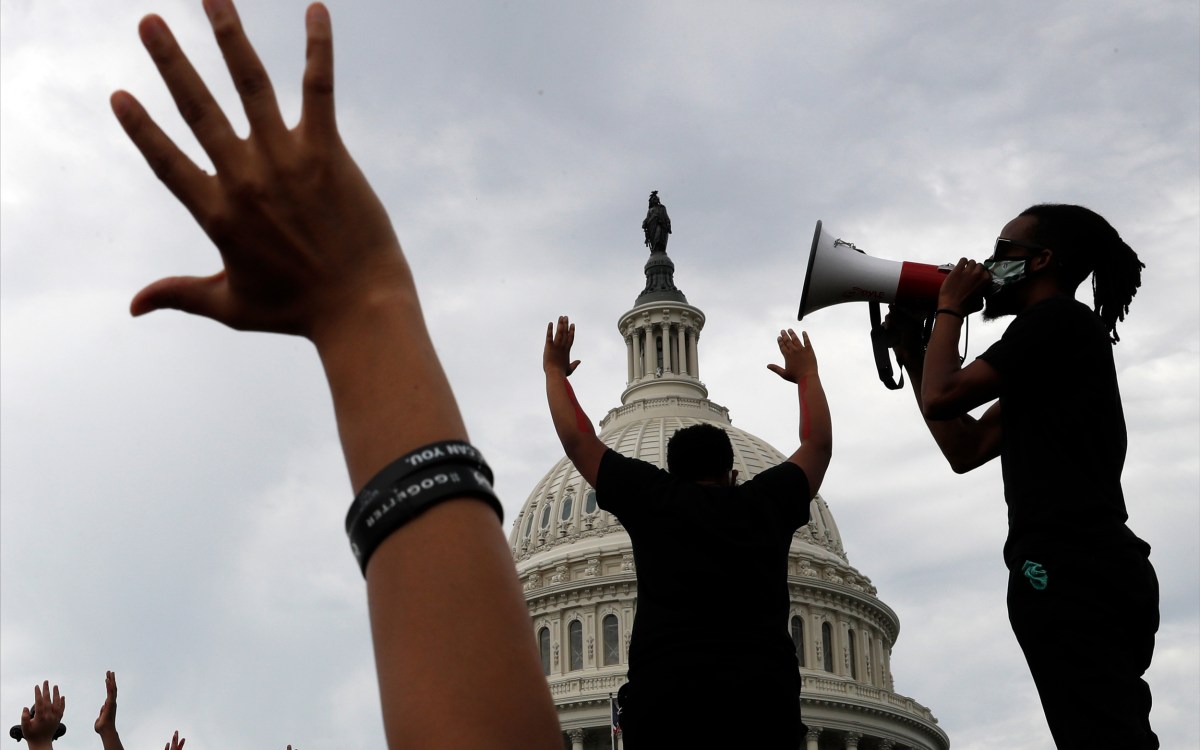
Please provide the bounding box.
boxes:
[1022,560,1048,590]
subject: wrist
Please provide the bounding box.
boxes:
[309,276,421,355]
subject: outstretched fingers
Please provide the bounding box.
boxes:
[111,91,213,212]
[137,14,238,171]
[203,0,287,140]
[776,328,798,354]
[300,3,337,142]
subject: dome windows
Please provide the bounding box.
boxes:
[584,488,597,515]
[568,620,584,671]
[848,628,859,680]
[523,508,537,540]
[822,622,834,673]
[560,492,575,522]
[790,615,806,668]
[538,627,551,675]
[602,614,620,666]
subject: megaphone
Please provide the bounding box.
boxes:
[797,220,951,321]
[797,220,955,390]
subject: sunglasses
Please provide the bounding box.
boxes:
[992,237,1048,258]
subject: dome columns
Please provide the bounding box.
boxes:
[568,728,585,750]
[618,304,708,403]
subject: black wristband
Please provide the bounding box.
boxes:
[344,441,493,532]
[346,461,503,576]
[935,308,965,319]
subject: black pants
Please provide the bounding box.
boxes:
[1007,548,1159,749]
[617,665,803,749]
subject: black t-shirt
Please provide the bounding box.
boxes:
[596,448,811,681]
[977,296,1146,567]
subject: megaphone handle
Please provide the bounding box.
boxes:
[868,302,905,390]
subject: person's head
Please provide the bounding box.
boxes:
[667,423,735,485]
[985,204,1144,342]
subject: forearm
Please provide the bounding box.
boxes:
[314,277,559,748]
[366,502,561,749]
[798,373,832,455]
[312,277,467,493]
[905,359,995,473]
[98,729,126,750]
[919,314,965,416]
[545,372,596,454]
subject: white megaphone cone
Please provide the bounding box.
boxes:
[797,220,962,390]
[797,220,951,321]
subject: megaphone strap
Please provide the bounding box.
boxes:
[868,302,905,390]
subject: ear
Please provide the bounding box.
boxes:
[730,469,739,486]
[1030,247,1056,273]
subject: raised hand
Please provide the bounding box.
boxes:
[543,316,582,377]
[94,671,118,736]
[164,730,186,750]
[19,681,65,750]
[113,0,409,341]
[767,329,818,384]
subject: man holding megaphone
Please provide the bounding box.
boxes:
[885,204,1159,750]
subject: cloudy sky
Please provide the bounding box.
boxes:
[2,0,1197,748]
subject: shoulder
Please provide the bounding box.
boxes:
[595,449,673,517]
[739,461,812,527]
[981,297,1102,372]
[1011,297,1100,335]
[597,449,669,489]
[741,461,809,495]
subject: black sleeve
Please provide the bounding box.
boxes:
[978,298,1096,385]
[742,461,812,530]
[595,449,671,519]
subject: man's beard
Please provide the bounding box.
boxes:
[982,286,1018,321]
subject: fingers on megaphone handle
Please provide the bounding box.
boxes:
[940,258,989,313]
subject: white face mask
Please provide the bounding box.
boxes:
[984,258,1029,291]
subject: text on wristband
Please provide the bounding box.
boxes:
[364,469,493,529]
[402,443,483,470]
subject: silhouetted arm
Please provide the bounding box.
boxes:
[543,316,607,487]
[768,330,832,496]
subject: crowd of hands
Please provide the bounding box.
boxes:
[13,672,299,750]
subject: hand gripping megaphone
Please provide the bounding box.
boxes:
[797,220,953,389]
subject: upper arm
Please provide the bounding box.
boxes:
[944,400,1003,473]
[564,435,607,488]
[923,357,1003,421]
[786,443,831,498]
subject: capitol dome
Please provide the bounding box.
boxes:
[511,234,949,750]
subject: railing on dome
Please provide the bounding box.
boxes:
[600,397,730,428]
[802,675,939,722]
[548,673,626,698]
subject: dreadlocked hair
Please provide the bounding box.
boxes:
[1018,204,1144,344]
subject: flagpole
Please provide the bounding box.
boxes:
[609,692,616,750]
